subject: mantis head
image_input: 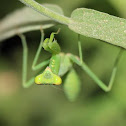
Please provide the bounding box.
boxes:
[35,67,62,85]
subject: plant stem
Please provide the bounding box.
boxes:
[19,0,70,25]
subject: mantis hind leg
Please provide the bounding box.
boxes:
[18,30,49,88]
[69,35,124,92]
[78,34,83,63]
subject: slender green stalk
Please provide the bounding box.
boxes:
[19,0,70,25]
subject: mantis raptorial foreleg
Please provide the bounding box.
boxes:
[18,30,49,88]
[69,36,123,92]
[78,34,83,63]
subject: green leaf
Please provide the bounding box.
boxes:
[69,8,126,49]
[63,68,81,102]
[0,4,64,42]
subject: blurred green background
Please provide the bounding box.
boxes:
[0,0,126,126]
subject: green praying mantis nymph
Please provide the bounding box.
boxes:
[18,29,123,101]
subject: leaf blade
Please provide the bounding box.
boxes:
[0,4,64,42]
[69,8,126,49]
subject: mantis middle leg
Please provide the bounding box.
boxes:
[69,35,123,92]
[18,30,50,88]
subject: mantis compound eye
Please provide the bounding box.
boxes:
[35,67,62,85]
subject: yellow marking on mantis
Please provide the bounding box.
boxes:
[35,67,62,85]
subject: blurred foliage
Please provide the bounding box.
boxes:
[0,0,126,126]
